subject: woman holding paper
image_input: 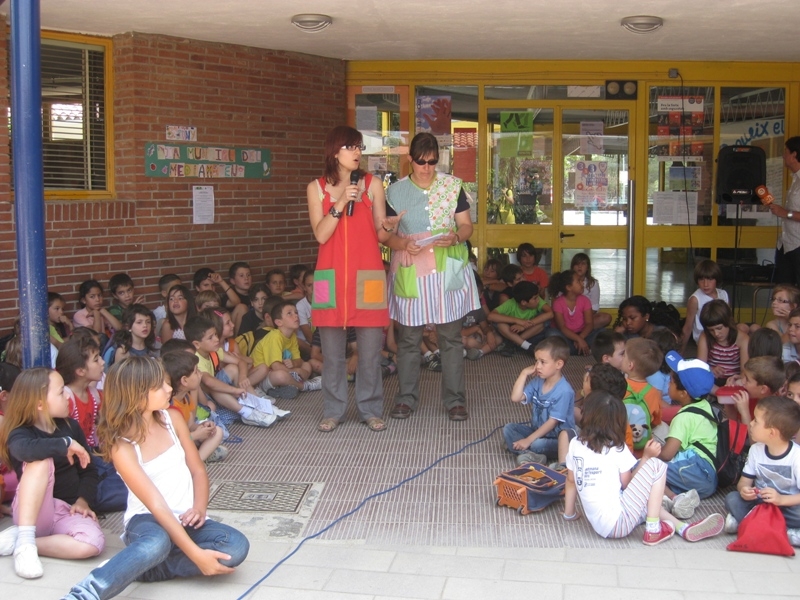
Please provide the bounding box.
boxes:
[386,132,479,422]
[306,125,402,434]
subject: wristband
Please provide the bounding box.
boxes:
[453,232,460,245]
[64,436,72,449]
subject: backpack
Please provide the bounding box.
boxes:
[682,405,749,488]
[235,326,272,357]
[624,383,653,450]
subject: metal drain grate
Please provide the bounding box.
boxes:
[208,482,312,512]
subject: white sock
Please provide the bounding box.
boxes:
[238,405,253,419]
[520,341,531,350]
[16,526,36,549]
[423,351,433,360]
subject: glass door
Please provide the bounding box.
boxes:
[560,108,631,309]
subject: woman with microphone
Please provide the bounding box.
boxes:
[306,126,401,433]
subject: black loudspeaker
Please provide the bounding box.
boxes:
[715,145,766,204]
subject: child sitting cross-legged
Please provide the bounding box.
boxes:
[622,337,669,453]
[488,281,551,355]
[724,395,800,545]
[563,390,725,545]
[656,352,719,521]
[184,316,279,429]
[503,337,576,467]
[250,302,322,394]
[162,351,227,464]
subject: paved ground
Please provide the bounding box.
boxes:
[1,352,797,599]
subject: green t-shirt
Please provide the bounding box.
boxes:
[667,399,718,468]
[495,297,545,320]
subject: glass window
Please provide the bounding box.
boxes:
[561,248,627,309]
[354,92,408,187]
[485,85,607,100]
[644,247,711,306]
[487,108,554,225]
[647,86,714,226]
[487,246,552,278]
[415,85,479,222]
[17,38,108,191]
[718,87,785,228]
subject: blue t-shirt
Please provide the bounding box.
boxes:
[646,370,672,404]
[521,375,576,431]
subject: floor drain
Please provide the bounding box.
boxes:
[208,482,312,512]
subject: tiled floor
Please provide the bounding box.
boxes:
[1,351,796,599]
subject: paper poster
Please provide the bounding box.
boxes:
[500,112,533,132]
[416,95,452,144]
[453,127,477,182]
[580,121,604,155]
[668,166,702,191]
[573,160,608,207]
[367,155,387,173]
[356,106,378,134]
[652,191,698,224]
[192,186,215,224]
[166,125,197,141]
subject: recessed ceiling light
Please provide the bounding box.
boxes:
[291,14,333,33]
[620,15,664,34]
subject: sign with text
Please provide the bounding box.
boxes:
[144,143,272,178]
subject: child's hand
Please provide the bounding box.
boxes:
[239,377,253,390]
[134,295,146,305]
[710,364,726,378]
[282,359,294,369]
[70,498,97,521]
[774,304,791,318]
[179,507,207,529]
[725,374,743,387]
[510,324,525,334]
[740,485,758,501]
[192,548,235,576]
[233,387,246,399]
[642,439,662,459]
[193,422,214,441]
[66,439,91,468]
[512,436,535,451]
[575,338,590,356]
[209,272,225,286]
[733,390,750,411]
[759,487,784,505]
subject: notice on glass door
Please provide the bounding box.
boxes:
[653,191,697,224]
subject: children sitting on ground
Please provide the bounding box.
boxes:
[615,296,660,340]
[697,299,748,387]
[647,329,681,422]
[621,337,668,451]
[162,351,227,464]
[48,292,73,349]
[504,337,576,467]
[517,243,549,291]
[0,368,105,579]
[724,395,800,545]
[193,267,243,316]
[731,355,785,424]
[480,257,506,311]
[160,284,196,343]
[497,263,524,305]
[0,363,20,514]
[283,264,308,301]
[751,284,800,344]
[747,327,783,360]
[784,307,800,362]
[579,363,634,452]
[239,283,269,337]
[152,273,182,332]
[657,352,719,520]
[104,304,158,368]
[265,268,287,298]
[563,390,725,546]
[295,271,314,359]
[107,273,145,322]
[255,302,322,393]
[461,294,499,361]
[73,279,122,348]
[195,290,221,312]
[184,316,276,429]
[226,262,253,334]
[60,357,249,599]
[680,259,728,353]
[590,330,626,370]
[547,270,600,356]
[489,281,551,356]
[571,252,612,329]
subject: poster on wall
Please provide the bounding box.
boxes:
[573,160,608,207]
[668,166,702,191]
[144,143,272,178]
[653,191,698,224]
[579,121,604,154]
[415,95,452,145]
[192,186,214,224]
[453,127,477,183]
[653,96,705,161]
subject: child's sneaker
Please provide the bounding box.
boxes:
[13,544,43,579]
[643,521,675,546]
[466,348,483,361]
[303,376,322,392]
[787,528,800,547]
[205,446,229,464]
[269,385,299,400]
[670,489,700,519]
[290,371,303,383]
[661,495,674,513]
[273,407,291,419]
[516,451,547,466]
[680,513,724,542]
[0,525,18,556]
[499,343,515,357]
[724,513,739,534]
[428,357,442,372]
[241,409,277,428]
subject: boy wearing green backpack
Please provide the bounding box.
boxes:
[622,338,668,453]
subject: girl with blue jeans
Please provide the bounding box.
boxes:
[62,356,248,599]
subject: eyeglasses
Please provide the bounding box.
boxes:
[772,297,792,304]
[341,144,366,152]
[413,158,438,166]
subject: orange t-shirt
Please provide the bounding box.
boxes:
[169,391,196,424]
[625,378,663,426]
[522,266,549,292]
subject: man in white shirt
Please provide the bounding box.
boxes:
[772,137,800,286]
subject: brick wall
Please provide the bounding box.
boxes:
[0,30,346,332]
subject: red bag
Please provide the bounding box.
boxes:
[727,504,795,556]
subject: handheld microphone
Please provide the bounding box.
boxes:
[755,185,774,206]
[347,171,359,216]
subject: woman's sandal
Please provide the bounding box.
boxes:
[317,418,338,433]
[364,417,387,432]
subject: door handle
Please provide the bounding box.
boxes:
[560,232,575,239]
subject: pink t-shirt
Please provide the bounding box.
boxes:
[552,294,591,333]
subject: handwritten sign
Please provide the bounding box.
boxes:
[144,143,272,179]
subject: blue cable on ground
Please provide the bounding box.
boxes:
[235,424,503,599]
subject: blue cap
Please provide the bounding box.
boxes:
[665,350,714,398]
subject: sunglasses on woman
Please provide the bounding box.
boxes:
[413,158,438,166]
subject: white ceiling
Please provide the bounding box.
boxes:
[4,0,800,62]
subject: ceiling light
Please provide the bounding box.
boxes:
[620,15,664,34]
[291,14,333,33]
